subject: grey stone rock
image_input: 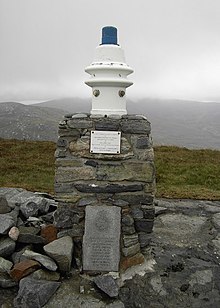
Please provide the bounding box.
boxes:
[54,207,84,228]
[18,226,45,244]
[0,257,13,273]
[134,219,154,233]
[20,196,50,218]
[11,246,32,264]
[22,249,58,271]
[132,135,152,149]
[54,182,75,193]
[0,272,17,288]
[112,199,129,207]
[14,277,60,308]
[122,225,136,235]
[141,206,155,219]
[0,214,15,234]
[131,208,143,219]
[28,269,60,281]
[0,188,34,209]
[0,195,11,213]
[77,197,97,206]
[122,234,139,247]
[122,242,140,257]
[44,236,73,272]
[57,137,68,147]
[121,214,134,226]
[155,206,168,216]
[138,233,152,248]
[93,275,119,297]
[0,237,16,257]
[67,119,93,129]
[121,119,151,134]
[94,119,120,131]
[74,182,143,193]
[57,224,84,238]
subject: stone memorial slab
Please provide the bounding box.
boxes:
[83,205,121,272]
[90,130,121,154]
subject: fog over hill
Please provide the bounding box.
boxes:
[0,98,220,150]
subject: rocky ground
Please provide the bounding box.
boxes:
[0,189,220,308]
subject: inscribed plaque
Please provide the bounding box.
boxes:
[83,205,121,272]
[90,131,121,154]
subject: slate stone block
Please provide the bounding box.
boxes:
[83,206,121,272]
[134,219,154,233]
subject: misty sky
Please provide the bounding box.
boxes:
[0,0,220,103]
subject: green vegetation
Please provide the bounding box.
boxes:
[154,146,220,200]
[0,139,220,200]
[0,139,56,193]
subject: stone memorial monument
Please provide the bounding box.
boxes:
[54,26,156,273]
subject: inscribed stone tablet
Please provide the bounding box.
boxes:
[83,205,121,272]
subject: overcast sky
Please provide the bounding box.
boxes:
[0,0,220,103]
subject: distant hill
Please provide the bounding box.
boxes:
[1,98,220,149]
[0,102,65,141]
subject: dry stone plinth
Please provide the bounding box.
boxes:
[83,206,121,272]
[55,114,156,273]
[44,236,73,272]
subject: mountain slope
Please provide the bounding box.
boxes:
[0,102,66,141]
[1,98,220,149]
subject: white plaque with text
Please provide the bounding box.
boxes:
[90,131,121,154]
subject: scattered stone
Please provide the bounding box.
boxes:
[10,259,41,281]
[14,277,60,308]
[22,249,58,271]
[93,275,119,297]
[28,269,60,281]
[8,226,20,241]
[120,252,145,271]
[0,195,11,214]
[44,236,73,272]
[0,237,16,257]
[0,257,13,273]
[18,226,45,244]
[20,196,50,218]
[41,224,57,243]
[11,246,32,264]
[0,272,18,288]
[57,224,84,238]
[0,214,15,234]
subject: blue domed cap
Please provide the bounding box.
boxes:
[101,26,118,45]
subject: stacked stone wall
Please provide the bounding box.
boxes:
[55,113,156,271]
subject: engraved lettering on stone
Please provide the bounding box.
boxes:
[90,131,121,154]
[83,206,121,272]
